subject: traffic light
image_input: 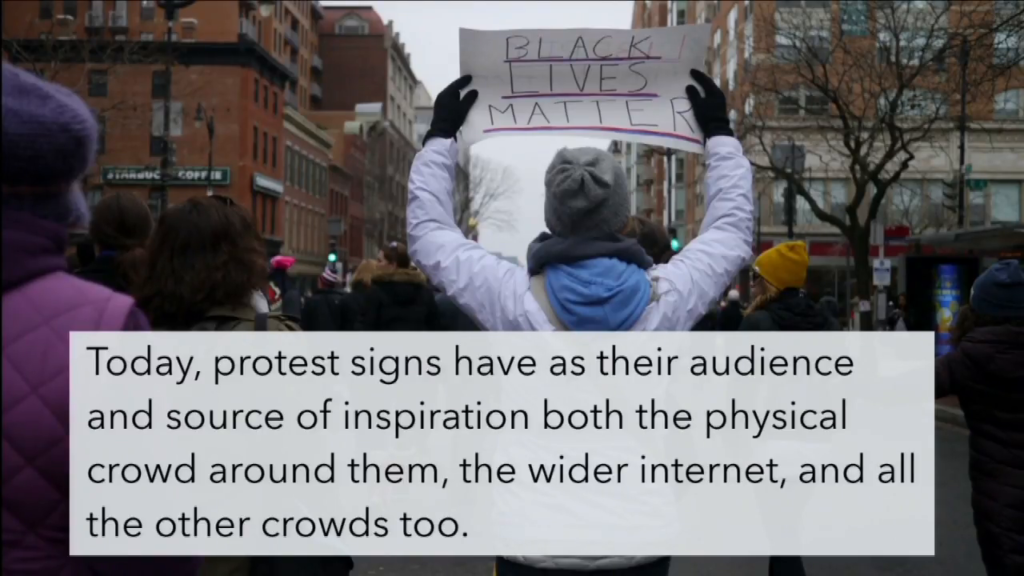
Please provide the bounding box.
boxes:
[327,240,338,264]
[668,226,681,252]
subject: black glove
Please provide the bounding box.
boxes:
[685,69,733,141]
[423,75,479,145]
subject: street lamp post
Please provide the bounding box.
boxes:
[153,0,195,214]
[195,103,215,195]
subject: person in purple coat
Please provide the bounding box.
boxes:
[1,63,201,576]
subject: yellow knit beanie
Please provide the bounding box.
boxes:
[753,241,809,290]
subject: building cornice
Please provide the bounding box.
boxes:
[3,37,296,88]
[285,107,335,154]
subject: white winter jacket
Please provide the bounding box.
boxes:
[407,136,753,571]
[408,135,754,334]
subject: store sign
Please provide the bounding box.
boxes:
[102,166,231,186]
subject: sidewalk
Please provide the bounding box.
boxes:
[936,397,966,429]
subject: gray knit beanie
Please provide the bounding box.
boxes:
[544,147,629,238]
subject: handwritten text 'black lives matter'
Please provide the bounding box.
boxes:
[486,33,696,135]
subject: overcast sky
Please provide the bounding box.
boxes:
[323,1,633,262]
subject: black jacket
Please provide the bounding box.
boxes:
[435,292,480,331]
[692,309,719,331]
[717,301,744,331]
[75,253,128,294]
[301,288,358,331]
[740,289,841,331]
[937,325,1024,576]
[358,268,442,331]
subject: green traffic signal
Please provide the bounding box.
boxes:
[671,238,681,252]
[327,253,337,263]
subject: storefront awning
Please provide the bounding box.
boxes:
[907,223,1024,252]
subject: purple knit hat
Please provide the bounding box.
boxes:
[2,63,97,226]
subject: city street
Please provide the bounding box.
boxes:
[353,424,981,576]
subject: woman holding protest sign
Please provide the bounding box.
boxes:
[407,68,752,574]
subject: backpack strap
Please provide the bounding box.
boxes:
[529,273,569,331]
[254,312,268,331]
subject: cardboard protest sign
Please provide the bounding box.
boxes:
[459,26,712,153]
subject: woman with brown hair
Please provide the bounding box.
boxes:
[936,260,1024,576]
[358,241,441,331]
[134,196,298,331]
[622,215,675,265]
[76,191,153,294]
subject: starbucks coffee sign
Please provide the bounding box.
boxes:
[102,166,231,186]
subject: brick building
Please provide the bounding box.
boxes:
[307,110,371,265]
[282,106,332,289]
[318,6,418,246]
[1,1,341,259]
[613,1,1023,304]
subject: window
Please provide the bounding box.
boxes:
[287,147,294,185]
[878,29,948,69]
[264,84,269,110]
[141,0,156,21]
[141,32,155,41]
[273,91,278,115]
[995,89,1023,119]
[149,134,165,156]
[151,70,168,99]
[269,197,278,235]
[776,0,830,8]
[878,90,947,117]
[777,93,801,116]
[261,195,268,233]
[829,180,848,220]
[969,188,986,227]
[840,0,869,36]
[62,0,77,19]
[994,30,1022,67]
[86,187,103,208]
[88,70,108,97]
[253,126,259,161]
[889,180,923,227]
[97,114,106,155]
[272,136,278,168]
[773,179,831,226]
[991,181,1022,223]
[40,0,54,19]
[262,131,268,165]
[253,78,260,103]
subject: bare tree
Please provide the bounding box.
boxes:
[3,19,170,116]
[454,154,520,236]
[740,0,1024,329]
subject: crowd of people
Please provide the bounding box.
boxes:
[2,61,1022,576]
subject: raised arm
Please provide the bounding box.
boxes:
[649,71,754,330]
[407,138,530,331]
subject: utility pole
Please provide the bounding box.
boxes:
[956,39,970,229]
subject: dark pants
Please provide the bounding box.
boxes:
[495,557,670,576]
[769,556,807,576]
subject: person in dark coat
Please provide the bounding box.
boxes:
[302,265,358,331]
[936,260,1024,576]
[75,191,153,295]
[358,242,441,331]
[690,298,721,331]
[717,289,744,331]
[739,241,835,576]
[741,242,839,332]
[435,291,480,330]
